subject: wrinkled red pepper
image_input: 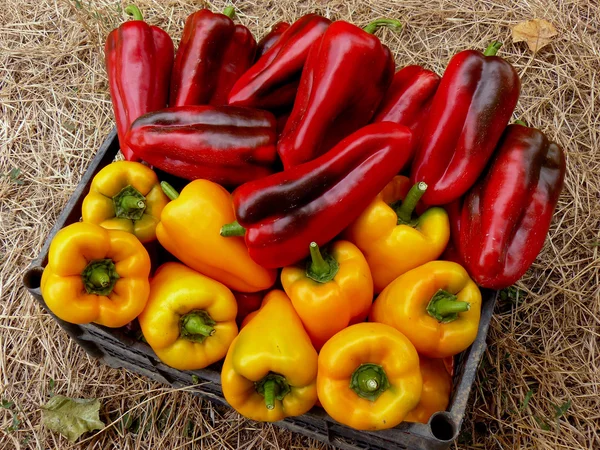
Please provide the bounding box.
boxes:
[125,105,277,187]
[220,122,414,268]
[105,5,173,161]
[410,42,521,205]
[277,19,398,168]
[447,122,566,289]
[255,22,290,61]
[170,7,256,107]
[227,14,331,110]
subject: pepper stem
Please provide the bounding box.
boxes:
[255,374,291,411]
[160,181,179,201]
[483,41,502,56]
[426,289,471,323]
[120,195,146,211]
[88,268,110,289]
[306,242,339,283]
[180,311,216,343]
[263,380,276,410]
[81,259,120,296]
[112,185,147,220]
[395,182,427,226]
[220,221,246,237]
[223,6,235,19]
[514,120,527,126]
[363,18,402,34]
[350,364,391,401]
[125,5,143,21]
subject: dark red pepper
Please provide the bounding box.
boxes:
[447,122,566,290]
[233,290,266,327]
[277,19,398,169]
[105,5,174,161]
[227,14,331,110]
[170,7,256,107]
[410,42,521,205]
[255,21,290,61]
[220,122,414,268]
[125,105,277,187]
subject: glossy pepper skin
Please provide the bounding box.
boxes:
[255,22,290,61]
[138,262,238,370]
[223,122,414,268]
[404,357,452,424]
[81,161,169,243]
[40,222,150,327]
[447,123,566,289]
[345,176,450,293]
[317,322,422,431]
[105,6,173,161]
[370,261,482,358]
[281,241,373,350]
[156,180,277,292]
[410,42,521,205]
[233,290,266,327]
[221,290,318,422]
[227,14,331,110]
[125,106,278,187]
[170,8,256,107]
[277,19,397,168]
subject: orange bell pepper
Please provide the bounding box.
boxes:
[404,357,452,424]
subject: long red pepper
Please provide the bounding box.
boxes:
[255,22,290,61]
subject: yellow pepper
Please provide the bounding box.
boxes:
[157,180,277,293]
[404,357,452,424]
[221,290,318,422]
[317,322,422,430]
[40,222,150,327]
[281,240,373,350]
[370,261,482,358]
[138,262,238,371]
[344,176,449,293]
[81,161,169,243]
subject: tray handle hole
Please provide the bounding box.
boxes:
[429,412,456,441]
[24,266,44,290]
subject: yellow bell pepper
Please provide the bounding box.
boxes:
[281,240,373,350]
[344,176,449,293]
[157,180,277,293]
[317,322,422,430]
[138,262,238,370]
[40,222,151,327]
[404,357,452,424]
[81,161,169,243]
[221,290,318,422]
[370,261,481,358]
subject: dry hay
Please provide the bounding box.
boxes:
[1,0,599,449]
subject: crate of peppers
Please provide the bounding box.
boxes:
[25,4,566,449]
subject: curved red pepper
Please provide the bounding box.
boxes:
[225,122,414,268]
[277,19,397,169]
[410,42,521,205]
[125,106,277,187]
[448,123,566,289]
[105,6,174,161]
[170,8,257,107]
[255,22,290,61]
[227,14,331,110]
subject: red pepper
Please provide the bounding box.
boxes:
[233,290,266,327]
[447,122,566,290]
[125,105,277,187]
[170,7,257,107]
[105,5,174,161]
[410,42,521,205]
[255,22,290,61]
[277,19,399,169]
[227,14,331,110]
[220,122,414,268]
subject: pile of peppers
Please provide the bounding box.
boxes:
[41,4,566,433]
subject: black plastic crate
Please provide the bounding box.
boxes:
[23,128,497,450]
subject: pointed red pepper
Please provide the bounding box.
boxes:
[105,5,174,161]
[410,42,521,205]
[277,19,399,169]
[170,7,257,107]
[255,22,290,61]
[447,122,566,289]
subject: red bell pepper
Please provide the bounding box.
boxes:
[125,105,277,187]
[227,14,331,110]
[105,5,174,161]
[410,42,521,205]
[220,122,414,268]
[170,7,257,107]
[277,19,399,169]
[447,122,566,289]
[233,290,266,327]
[255,22,290,61]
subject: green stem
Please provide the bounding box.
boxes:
[350,364,390,401]
[255,374,291,410]
[483,41,502,56]
[306,242,339,283]
[125,5,143,21]
[88,268,110,289]
[263,380,276,410]
[395,182,427,225]
[160,181,179,201]
[180,311,216,343]
[514,120,527,126]
[223,6,235,19]
[220,221,246,237]
[120,195,146,211]
[112,185,146,220]
[81,259,120,296]
[363,18,402,34]
[309,243,329,276]
[426,289,471,323]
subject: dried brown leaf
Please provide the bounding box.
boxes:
[512,19,558,52]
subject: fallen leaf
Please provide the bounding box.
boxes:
[41,395,105,443]
[512,19,558,52]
